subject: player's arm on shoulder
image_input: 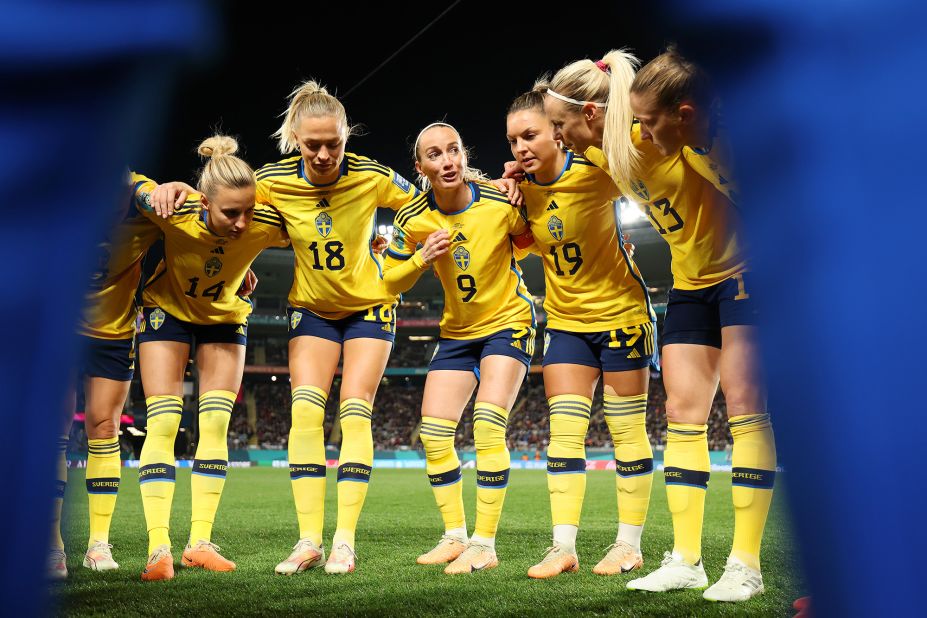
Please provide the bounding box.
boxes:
[489,177,524,206]
[148,181,197,218]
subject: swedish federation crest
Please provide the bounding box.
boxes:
[453,246,470,270]
[149,308,166,331]
[205,257,223,277]
[290,311,302,331]
[630,179,650,201]
[315,212,333,238]
[547,215,564,241]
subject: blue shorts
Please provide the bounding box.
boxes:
[287,304,396,344]
[136,307,247,346]
[77,335,135,382]
[542,323,656,372]
[662,273,759,348]
[430,328,534,377]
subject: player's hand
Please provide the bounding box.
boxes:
[623,233,636,258]
[151,181,196,218]
[371,234,388,255]
[420,229,450,264]
[502,160,526,181]
[238,269,259,296]
[490,177,524,206]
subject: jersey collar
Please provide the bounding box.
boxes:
[298,157,348,187]
[431,181,476,216]
[526,151,573,186]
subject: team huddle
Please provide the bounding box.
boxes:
[54,46,776,604]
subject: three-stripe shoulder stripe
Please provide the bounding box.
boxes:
[256,159,299,180]
[395,194,431,227]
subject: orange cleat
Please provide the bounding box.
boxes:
[141,545,174,582]
[182,541,236,572]
[527,544,579,579]
[592,541,643,575]
[417,535,468,565]
[444,542,498,575]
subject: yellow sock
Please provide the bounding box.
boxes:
[51,434,68,551]
[604,393,654,527]
[473,402,511,539]
[333,399,374,548]
[664,422,709,565]
[420,417,465,531]
[86,437,121,545]
[189,390,234,544]
[289,385,328,546]
[546,395,591,527]
[139,395,182,554]
[729,413,777,570]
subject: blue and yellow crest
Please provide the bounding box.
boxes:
[394,227,406,250]
[149,308,166,331]
[453,246,470,270]
[204,257,222,277]
[315,212,333,238]
[290,311,302,330]
[547,215,564,241]
[630,179,650,201]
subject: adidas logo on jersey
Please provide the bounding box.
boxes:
[546,201,559,211]
[315,198,331,208]
[626,349,641,359]
[452,232,467,243]
[210,247,224,254]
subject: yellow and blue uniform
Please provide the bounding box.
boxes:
[520,150,656,372]
[254,152,418,343]
[133,182,288,346]
[384,181,536,373]
[585,123,755,348]
[78,172,161,381]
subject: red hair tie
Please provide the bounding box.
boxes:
[595,60,610,74]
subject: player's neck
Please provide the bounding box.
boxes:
[433,182,472,214]
[532,151,567,185]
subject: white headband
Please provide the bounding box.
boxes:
[546,88,607,108]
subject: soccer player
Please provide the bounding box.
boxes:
[69,172,163,575]
[505,89,657,579]
[540,49,775,602]
[383,123,535,575]
[134,135,288,581]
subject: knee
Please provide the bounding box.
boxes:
[721,390,765,417]
[146,413,180,439]
[473,419,506,451]
[419,432,453,461]
[86,417,118,440]
[291,400,324,429]
[198,411,230,437]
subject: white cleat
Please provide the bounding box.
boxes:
[274,539,325,575]
[703,557,765,602]
[626,551,708,592]
[48,549,67,580]
[83,541,119,571]
[324,543,356,574]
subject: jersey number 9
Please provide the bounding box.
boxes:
[456,275,477,302]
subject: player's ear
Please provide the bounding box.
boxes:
[677,103,696,125]
[200,194,210,210]
[414,161,423,176]
[582,102,601,122]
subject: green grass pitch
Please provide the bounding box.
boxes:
[54,467,803,616]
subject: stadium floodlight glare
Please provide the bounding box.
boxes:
[408,335,434,341]
[271,375,277,382]
[126,426,146,437]
[620,198,646,224]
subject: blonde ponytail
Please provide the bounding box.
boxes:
[272,79,353,154]
[196,134,254,198]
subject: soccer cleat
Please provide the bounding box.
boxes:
[83,541,119,571]
[182,541,236,572]
[527,544,579,579]
[274,539,325,575]
[324,542,357,574]
[626,551,708,592]
[703,557,765,602]
[48,549,67,580]
[141,545,174,582]
[444,542,498,575]
[417,535,468,565]
[592,541,644,575]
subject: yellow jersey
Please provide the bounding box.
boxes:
[80,172,162,339]
[385,182,535,339]
[254,152,418,319]
[135,185,288,325]
[521,151,654,332]
[585,123,747,290]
